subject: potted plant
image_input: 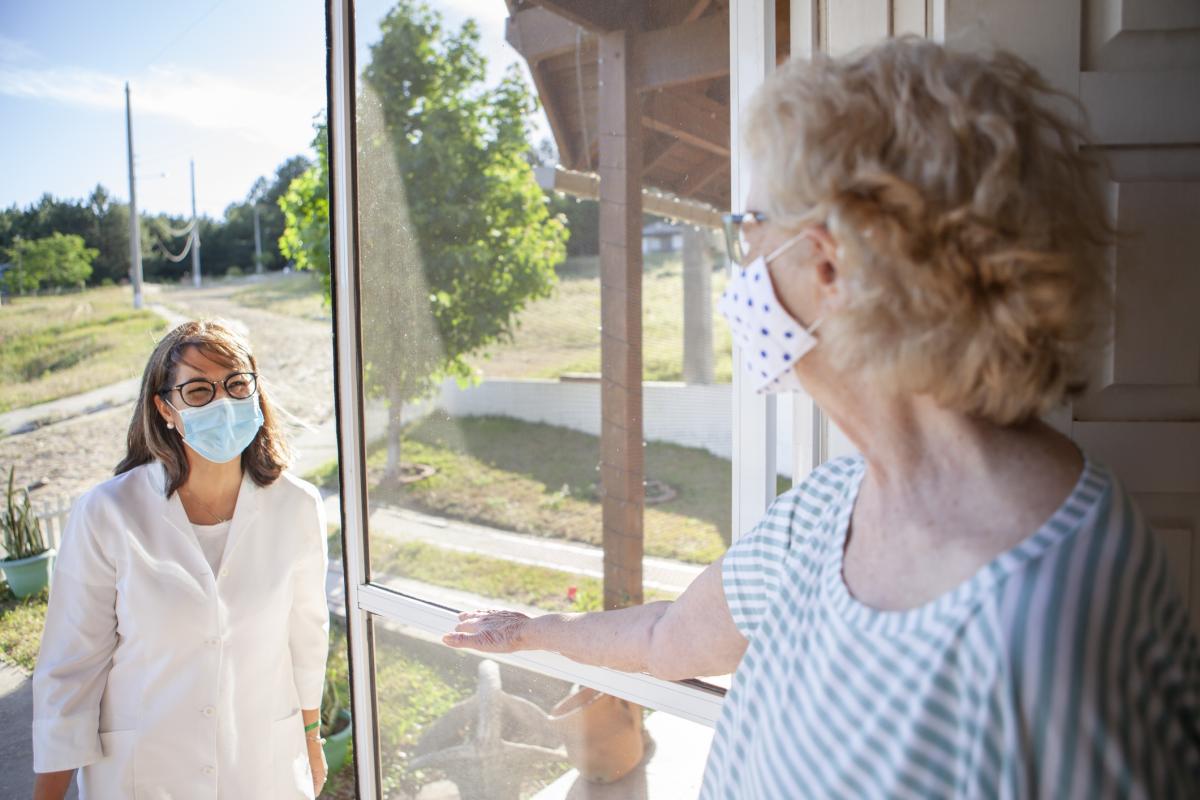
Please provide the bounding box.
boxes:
[320,667,353,774]
[0,467,54,598]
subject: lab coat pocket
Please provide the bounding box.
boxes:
[79,729,136,799]
[272,710,315,799]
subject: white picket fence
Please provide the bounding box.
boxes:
[0,495,72,559]
[34,495,72,552]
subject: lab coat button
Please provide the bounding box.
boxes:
[205,637,221,647]
[219,568,230,577]
[202,706,216,717]
[202,765,215,776]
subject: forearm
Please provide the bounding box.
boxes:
[33,770,74,800]
[521,601,672,674]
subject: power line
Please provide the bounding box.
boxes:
[154,231,195,263]
[136,0,229,74]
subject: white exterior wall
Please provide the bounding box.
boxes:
[431,378,800,479]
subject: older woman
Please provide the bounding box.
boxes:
[444,38,1200,797]
[32,320,330,799]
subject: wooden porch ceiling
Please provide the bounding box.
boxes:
[505,0,735,213]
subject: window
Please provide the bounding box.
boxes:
[329,1,801,797]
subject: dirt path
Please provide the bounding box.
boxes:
[1,277,335,504]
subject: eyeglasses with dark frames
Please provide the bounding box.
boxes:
[722,211,770,266]
[160,372,259,408]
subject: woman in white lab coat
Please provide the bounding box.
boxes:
[32,319,331,799]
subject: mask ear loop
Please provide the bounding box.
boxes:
[764,231,812,264]
[764,231,825,335]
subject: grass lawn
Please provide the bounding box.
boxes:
[219,254,733,384]
[229,271,329,321]
[328,527,675,610]
[0,286,168,412]
[342,413,738,565]
[470,254,734,383]
[375,537,675,608]
[0,583,47,672]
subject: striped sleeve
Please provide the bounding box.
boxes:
[721,490,806,640]
[722,458,858,640]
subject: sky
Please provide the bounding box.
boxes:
[0,0,542,219]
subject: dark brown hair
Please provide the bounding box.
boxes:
[115,319,291,497]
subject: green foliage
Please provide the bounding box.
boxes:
[281,1,567,418]
[2,233,96,293]
[278,130,329,290]
[2,468,47,561]
[546,193,599,257]
[0,154,312,287]
[320,651,346,737]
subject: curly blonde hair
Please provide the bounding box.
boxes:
[745,37,1113,425]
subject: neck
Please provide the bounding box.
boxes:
[799,361,1072,513]
[181,448,244,504]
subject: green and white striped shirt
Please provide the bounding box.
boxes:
[702,455,1200,798]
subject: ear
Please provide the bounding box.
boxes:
[803,225,846,312]
[153,393,179,430]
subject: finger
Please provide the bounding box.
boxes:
[443,631,506,652]
[443,631,477,649]
[454,618,497,634]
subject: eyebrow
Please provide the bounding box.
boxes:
[174,365,248,383]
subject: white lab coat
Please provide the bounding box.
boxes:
[32,461,330,799]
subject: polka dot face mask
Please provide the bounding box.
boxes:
[717,233,823,394]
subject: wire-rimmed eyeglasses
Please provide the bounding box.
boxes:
[721,211,769,266]
[160,372,259,408]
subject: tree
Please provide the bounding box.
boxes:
[86,185,132,285]
[2,233,96,293]
[278,125,329,287]
[281,0,568,479]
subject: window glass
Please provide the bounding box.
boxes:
[350,1,740,791]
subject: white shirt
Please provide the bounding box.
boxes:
[191,520,231,576]
[32,461,329,799]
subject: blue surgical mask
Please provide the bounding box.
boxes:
[171,396,264,464]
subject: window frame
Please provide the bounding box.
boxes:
[326,2,793,797]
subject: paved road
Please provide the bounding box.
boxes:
[339,498,703,596]
[0,663,79,799]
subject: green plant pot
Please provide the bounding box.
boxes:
[322,709,353,775]
[1,549,54,599]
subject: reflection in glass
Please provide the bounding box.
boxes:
[354,0,739,624]
[370,616,714,799]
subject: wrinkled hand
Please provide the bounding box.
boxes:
[307,736,327,796]
[442,609,532,653]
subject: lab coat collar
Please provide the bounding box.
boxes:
[153,461,263,581]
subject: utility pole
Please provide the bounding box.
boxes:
[125,82,144,309]
[253,204,263,274]
[190,159,201,288]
